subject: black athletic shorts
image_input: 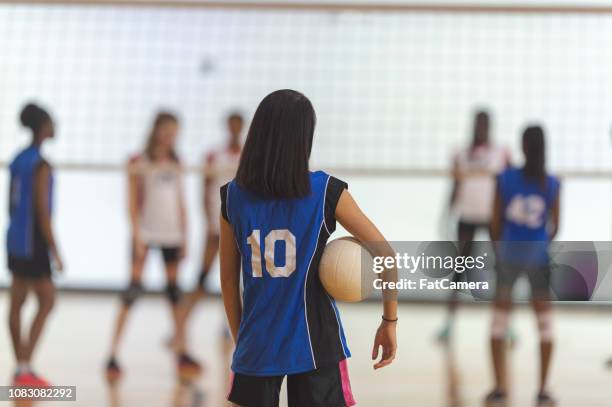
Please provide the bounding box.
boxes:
[227,360,356,407]
[132,244,180,265]
[496,263,551,300]
[8,218,52,280]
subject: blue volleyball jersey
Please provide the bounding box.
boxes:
[6,146,53,258]
[497,167,560,266]
[221,171,350,376]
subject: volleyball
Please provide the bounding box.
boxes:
[319,236,374,302]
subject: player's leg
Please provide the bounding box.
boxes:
[286,360,356,407]
[106,245,147,381]
[437,221,476,342]
[488,296,512,396]
[22,277,56,385]
[182,232,219,320]
[529,267,555,406]
[532,298,554,405]
[173,231,219,353]
[484,265,518,405]
[162,247,202,379]
[8,276,30,381]
[162,247,182,324]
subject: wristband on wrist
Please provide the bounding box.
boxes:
[382,315,398,323]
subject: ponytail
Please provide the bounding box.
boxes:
[522,125,546,188]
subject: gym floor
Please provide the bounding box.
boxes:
[0,293,610,406]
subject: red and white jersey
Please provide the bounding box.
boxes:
[130,154,183,246]
[204,146,241,232]
[452,144,510,223]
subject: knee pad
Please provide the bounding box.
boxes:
[537,310,553,342]
[121,281,143,307]
[491,309,510,339]
[165,283,181,304]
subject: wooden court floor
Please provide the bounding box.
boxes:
[1,293,611,406]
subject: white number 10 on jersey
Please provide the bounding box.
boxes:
[247,229,297,278]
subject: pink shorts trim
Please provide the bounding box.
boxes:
[339,359,356,406]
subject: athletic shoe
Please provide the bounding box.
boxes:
[105,357,122,384]
[13,372,51,387]
[484,389,507,406]
[536,391,556,407]
[177,353,203,381]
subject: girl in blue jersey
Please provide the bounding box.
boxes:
[7,103,63,386]
[486,126,560,407]
[220,90,398,407]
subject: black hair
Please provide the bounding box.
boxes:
[522,125,547,187]
[20,103,51,136]
[236,89,316,200]
[471,110,490,147]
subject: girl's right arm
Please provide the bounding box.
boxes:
[35,162,62,272]
[489,182,503,242]
[335,189,398,370]
[219,215,242,343]
[127,162,144,258]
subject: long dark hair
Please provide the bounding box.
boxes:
[522,125,546,187]
[471,110,490,148]
[236,89,316,199]
[144,111,179,162]
[20,103,51,137]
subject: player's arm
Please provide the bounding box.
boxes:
[203,155,215,222]
[127,161,140,240]
[127,161,146,259]
[219,215,242,343]
[449,158,460,208]
[335,189,397,370]
[35,161,62,272]
[548,185,561,240]
[490,181,503,242]
[177,166,188,258]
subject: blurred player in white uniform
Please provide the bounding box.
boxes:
[437,111,510,342]
[174,112,244,364]
[106,112,200,382]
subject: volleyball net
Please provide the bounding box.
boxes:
[1,1,612,291]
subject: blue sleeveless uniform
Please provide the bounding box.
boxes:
[6,145,53,277]
[221,171,350,376]
[497,167,560,267]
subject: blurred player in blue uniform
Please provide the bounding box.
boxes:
[7,103,63,386]
[485,126,560,407]
[219,90,398,406]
